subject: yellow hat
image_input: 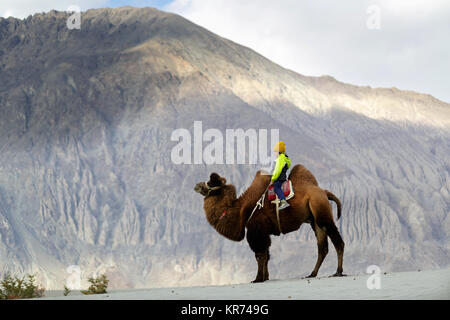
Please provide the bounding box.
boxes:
[273,141,286,153]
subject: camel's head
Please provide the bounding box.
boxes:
[194,173,227,197]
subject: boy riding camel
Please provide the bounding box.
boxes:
[270,141,291,210]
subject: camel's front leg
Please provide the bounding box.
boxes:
[263,249,270,281]
[247,226,271,283]
[252,252,269,283]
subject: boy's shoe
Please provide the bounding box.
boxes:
[279,200,290,210]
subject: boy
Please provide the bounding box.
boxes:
[270,141,291,210]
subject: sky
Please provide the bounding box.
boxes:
[1,0,449,103]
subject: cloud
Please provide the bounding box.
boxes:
[165,0,450,102]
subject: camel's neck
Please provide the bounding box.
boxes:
[204,185,244,241]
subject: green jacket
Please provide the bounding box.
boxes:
[271,153,291,182]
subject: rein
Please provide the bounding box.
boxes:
[246,184,270,225]
[245,184,283,234]
[204,181,222,196]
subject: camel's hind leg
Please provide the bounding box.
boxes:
[326,222,345,276]
[306,222,328,278]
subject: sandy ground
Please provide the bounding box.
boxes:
[35,268,449,300]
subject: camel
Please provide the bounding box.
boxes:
[194,164,345,283]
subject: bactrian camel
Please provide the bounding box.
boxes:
[194,164,345,283]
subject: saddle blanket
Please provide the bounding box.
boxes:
[268,180,294,202]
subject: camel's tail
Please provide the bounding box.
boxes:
[326,190,342,220]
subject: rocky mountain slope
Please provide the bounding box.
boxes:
[0,7,449,289]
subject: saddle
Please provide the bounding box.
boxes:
[246,180,295,233]
[267,180,294,202]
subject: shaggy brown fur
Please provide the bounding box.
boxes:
[194,164,345,283]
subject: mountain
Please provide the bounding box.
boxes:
[0,6,449,289]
